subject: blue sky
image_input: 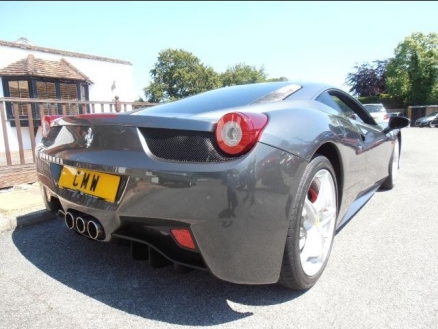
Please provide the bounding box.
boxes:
[1,1,437,99]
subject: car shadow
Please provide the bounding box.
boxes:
[12,219,305,326]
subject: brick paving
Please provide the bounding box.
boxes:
[0,150,37,189]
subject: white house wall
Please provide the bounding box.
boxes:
[0,45,136,101]
[0,44,136,152]
[0,124,41,152]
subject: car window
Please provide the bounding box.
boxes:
[316,90,370,124]
[363,104,385,113]
[332,96,361,120]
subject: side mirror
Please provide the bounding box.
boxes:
[383,116,410,134]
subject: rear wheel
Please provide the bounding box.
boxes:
[279,155,338,290]
[380,139,400,190]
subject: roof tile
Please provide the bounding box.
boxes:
[0,55,93,83]
[0,39,131,65]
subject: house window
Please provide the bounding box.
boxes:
[2,77,89,126]
[60,83,78,100]
[36,81,56,116]
[36,81,56,99]
[7,80,30,117]
[60,82,80,114]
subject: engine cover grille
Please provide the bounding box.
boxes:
[139,128,239,162]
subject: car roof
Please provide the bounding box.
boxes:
[139,81,336,116]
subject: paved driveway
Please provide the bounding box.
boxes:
[0,127,437,329]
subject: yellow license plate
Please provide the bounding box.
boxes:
[58,166,121,202]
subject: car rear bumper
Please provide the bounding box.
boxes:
[36,142,307,284]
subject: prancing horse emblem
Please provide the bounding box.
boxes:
[84,128,93,148]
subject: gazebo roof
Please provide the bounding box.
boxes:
[0,54,93,84]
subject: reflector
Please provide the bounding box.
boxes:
[170,229,196,250]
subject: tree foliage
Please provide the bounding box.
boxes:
[266,76,289,82]
[143,50,288,102]
[345,60,388,97]
[386,32,438,105]
[144,49,221,103]
[220,63,267,86]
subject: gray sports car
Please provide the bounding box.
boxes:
[36,81,410,290]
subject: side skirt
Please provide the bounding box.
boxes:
[335,185,380,233]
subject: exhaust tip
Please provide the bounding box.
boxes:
[76,216,87,234]
[87,220,104,240]
[65,212,75,230]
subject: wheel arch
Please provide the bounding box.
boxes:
[397,130,402,154]
[395,130,402,170]
[312,142,343,210]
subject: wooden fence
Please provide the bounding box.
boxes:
[0,97,156,188]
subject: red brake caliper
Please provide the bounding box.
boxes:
[308,188,318,203]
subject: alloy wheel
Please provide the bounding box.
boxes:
[299,169,337,276]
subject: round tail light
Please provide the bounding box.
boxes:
[215,112,268,155]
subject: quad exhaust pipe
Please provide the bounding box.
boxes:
[58,209,194,274]
[59,209,105,240]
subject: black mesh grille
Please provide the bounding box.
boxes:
[139,128,239,162]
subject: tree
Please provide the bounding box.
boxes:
[345,60,388,97]
[144,49,221,103]
[386,32,438,105]
[220,63,267,86]
[144,49,289,102]
[266,76,289,82]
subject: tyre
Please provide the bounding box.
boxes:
[279,155,338,290]
[380,138,400,190]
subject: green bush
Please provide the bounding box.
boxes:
[380,94,406,109]
[357,96,381,104]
